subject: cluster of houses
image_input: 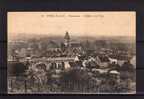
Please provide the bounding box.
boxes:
[8,31,136,73]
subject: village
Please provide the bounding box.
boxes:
[8,32,136,94]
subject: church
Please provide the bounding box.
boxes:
[63,31,83,56]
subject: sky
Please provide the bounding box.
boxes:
[8,12,136,39]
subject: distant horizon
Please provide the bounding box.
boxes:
[8,32,135,39]
[8,32,135,43]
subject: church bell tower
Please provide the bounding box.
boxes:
[64,31,70,47]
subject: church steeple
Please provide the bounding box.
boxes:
[64,31,70,41]
[64,31,70,47]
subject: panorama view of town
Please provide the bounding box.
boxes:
[8,31,136,94]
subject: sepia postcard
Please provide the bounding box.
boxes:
[7,12,136,94]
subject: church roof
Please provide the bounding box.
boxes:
[70,42,81,47]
